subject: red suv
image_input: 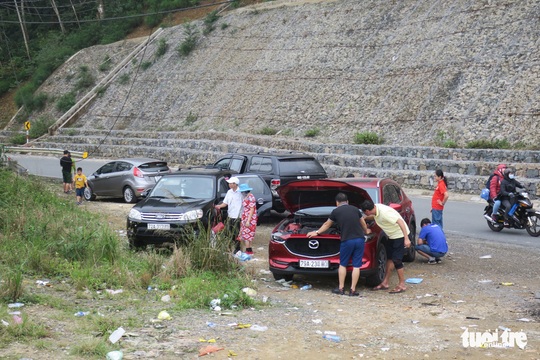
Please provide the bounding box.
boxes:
[268,178,416,286]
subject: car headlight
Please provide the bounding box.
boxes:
[271,233,286,244]
[128,208,142,221]
[181,209,203,221]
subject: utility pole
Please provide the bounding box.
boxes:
[13,0,30,59]
[69,0,81,29]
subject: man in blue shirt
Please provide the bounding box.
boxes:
[415,218,448,264]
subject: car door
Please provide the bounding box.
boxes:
[111,161,133,197]
[91,162,117,195]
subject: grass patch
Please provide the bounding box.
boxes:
[259,127,278,135]
[155,38,169,58]
[117,73,131,85]
[98,55,112,72]
[140,61,153,70]
[75,65,95,91]
[353,131,384,145]
[185,112,198,125]
[466,139,510,149]
[304,128,320,138]
[29,116,55,139]
[56,92,76,113]
[9,134,26,145]
[0,313,50,347]
[70,338,111,357]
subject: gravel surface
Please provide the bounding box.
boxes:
[1,188,539,359]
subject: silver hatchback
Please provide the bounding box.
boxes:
[84,158,169,203]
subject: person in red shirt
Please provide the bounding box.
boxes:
[431,169,449,230]
[490,164,507,221]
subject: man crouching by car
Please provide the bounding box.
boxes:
[307,193,369,297]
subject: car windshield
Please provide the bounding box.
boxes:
[278,158,326,175]
[365,188,378,202]
[150,176,214,199]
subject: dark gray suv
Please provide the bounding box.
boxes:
[212,153,328,212]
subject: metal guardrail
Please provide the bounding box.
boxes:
[2,146,85,159]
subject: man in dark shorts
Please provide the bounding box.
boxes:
[361,200,411,294]
[60,150,74,194]
[307,193,369,296]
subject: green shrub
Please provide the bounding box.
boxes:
[75,66,95,91]
[203,10,220,35]
[221,23,230,30]
[140,61,153,70]
[177,23,199,57]
[259,127,277,135]
[155,38,169,58]
[353,131,384,145]
[118,73,131,85]
[56,92,76,113]
[9,134,26,145]
[29,116,55,138]
[305,128,320,138]
[14,84,48,112]
[185,112,198,125]
[465,139,510,149]
[443,140,458,148]
[98,55,112,72]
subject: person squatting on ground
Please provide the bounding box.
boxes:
[499,168,524,223]
[308,193,369,296]
[360,200,410,294]
[215,176,243,250]
[73,167,88,205]
[489,164,507,221]
[431,169,449,230]
[415,218,448,264]
[60,150,75,194]
[238,183,257,255]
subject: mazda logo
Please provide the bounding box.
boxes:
[308,240,319,249]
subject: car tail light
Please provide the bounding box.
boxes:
[271,179,280,189]
[133,167,144,178]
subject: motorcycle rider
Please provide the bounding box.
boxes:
[499,168,524,223]
[490,164,507,222]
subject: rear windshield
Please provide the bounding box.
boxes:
[277,158,326,176]
[139,162,169,172]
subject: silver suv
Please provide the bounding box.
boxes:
[84,158,169,203]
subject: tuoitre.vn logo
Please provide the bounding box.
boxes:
[461,328,527,349]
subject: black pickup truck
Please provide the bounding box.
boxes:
[211,152,328,212]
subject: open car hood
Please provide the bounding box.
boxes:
[277,179,372,213]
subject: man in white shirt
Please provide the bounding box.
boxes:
[215,176,243,249]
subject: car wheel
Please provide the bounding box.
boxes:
[526,214,540,237]
[272,272,293,282]
[123,186,136,203]
[366,244,387,287]
[83,186,96,201]
[128,236,146,250]
[402,222,416,262]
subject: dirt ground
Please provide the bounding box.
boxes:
[2,187,540,359]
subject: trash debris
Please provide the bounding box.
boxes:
[300,284,312,291]
[106,350,123,360]
[323,334,341,342]
[106,289,124,295]
[7,303,24,308]
[157,311,172,320]
[478,279,493,284]
[74,311,90,317]
[219,312,234,316]
[450,300,465,304]
[405,278,423,284]
[108,327,125,344]
[210,298,221,309]
[411,320,420,324]
[500,282,514,286]
[228,350,237,357]
[161,295,171,302]
[242,287,257,297]
[1,319,8,327]
[12,315,22,324]
[381,348,390,351]
[234,251,252,261]
[199,338,216,343]
[517,318,531,322]
[312,319,322,324]
[479,255,492,259]
[498,326,511,332]
[324,330,337,335]
[206,321,217,328]
[233,323,251,329]
[36,280,50,287]
[262,296,269,303]
[466,316,480,320]
[259,269,271,274]
[198,345,224,357]
[250,325,268,331]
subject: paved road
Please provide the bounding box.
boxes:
[8,154,540,250]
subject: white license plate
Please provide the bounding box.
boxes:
[148,223,170,230]
[299,260,329,268]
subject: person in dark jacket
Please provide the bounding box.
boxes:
[499,168,524,222]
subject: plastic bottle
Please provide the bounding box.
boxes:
[106,350,123,360]
[300,284,312,291]
[323,334,341,342]
[74,311,89,317]
[109,327,125,344]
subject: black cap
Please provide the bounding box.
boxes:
[63,150,69,154]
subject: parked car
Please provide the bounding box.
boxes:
[235,174,273,219]
[211,152,328,212]
[84,158,169,203]
[126,168,232,249]
[268,178,417,286]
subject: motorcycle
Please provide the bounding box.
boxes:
[483,191,540,237]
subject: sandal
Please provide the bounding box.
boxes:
[331,287,345,295]
[370,285,389,291]
[389,288,406,294]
